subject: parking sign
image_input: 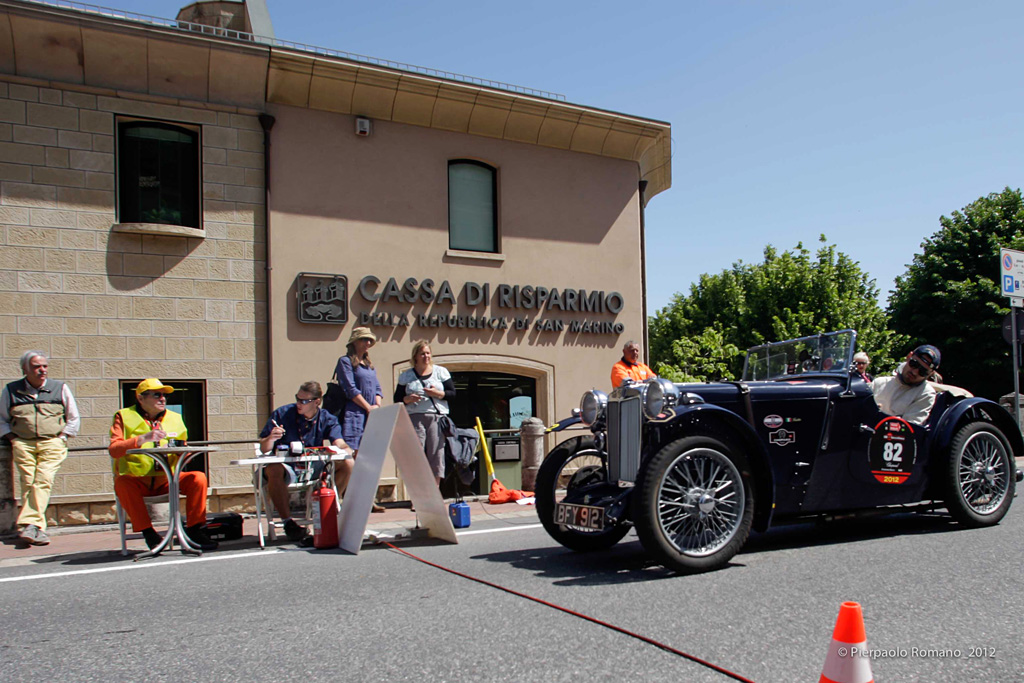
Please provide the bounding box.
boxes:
[999,248,1024,305]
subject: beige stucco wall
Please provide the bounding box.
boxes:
[267,105,646,494]
[0,77,266,524]
[0,3,669,525]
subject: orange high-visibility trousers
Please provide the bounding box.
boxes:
[114,471,208,531]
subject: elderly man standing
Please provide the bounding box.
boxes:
[0,351,79,546]
[610,340,657,389]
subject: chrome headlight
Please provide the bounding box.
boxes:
[643,378,679,419]
[579,390,608,426]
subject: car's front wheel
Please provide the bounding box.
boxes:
[944,422,1015,527]
[536,436,630,552]
[635,434,754,573]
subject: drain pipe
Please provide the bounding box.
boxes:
[638,179,649,360]
[259,113,276,411]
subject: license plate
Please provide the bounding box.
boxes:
[555,502,605,530]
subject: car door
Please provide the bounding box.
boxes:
[748,378,833,515]
[802,375,931,512]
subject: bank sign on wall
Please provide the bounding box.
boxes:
[296,272,625,335]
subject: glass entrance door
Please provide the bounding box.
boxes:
[447,371,536,495]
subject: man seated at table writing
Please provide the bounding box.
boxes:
[108,379,217,551]
[258,381,352,544]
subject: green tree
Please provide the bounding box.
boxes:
[888,187,1024,400]
[650,236,903,381]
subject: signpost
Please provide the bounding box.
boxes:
[999,248,1024,424]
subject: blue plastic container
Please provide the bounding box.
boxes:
[449,501,471,528]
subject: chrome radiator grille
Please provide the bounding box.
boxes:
[607,394,642,484]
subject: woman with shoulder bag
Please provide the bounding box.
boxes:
[394,340,455,487]
[334,327,385,511]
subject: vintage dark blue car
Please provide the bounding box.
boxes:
[537,330,1022,573]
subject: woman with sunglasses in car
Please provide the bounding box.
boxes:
[870,345,942,425]
[852,351,873,382]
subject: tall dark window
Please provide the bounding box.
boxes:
[448,160,497,252]
[117,121,200,228]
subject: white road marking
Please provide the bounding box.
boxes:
[457,523,542,536]
[0,547,291,584]
[0,522,544,583]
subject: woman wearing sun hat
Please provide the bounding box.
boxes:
[334,327,385,510]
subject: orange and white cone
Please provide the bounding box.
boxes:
[819,601,874,683]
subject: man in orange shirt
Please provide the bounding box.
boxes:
[610,340,657,389]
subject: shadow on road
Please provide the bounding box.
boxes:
[470,536,686,586]
[742,511,958,554]
[32,550,135,566]
[472,512,968,583]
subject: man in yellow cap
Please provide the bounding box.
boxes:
[108,379,216,551]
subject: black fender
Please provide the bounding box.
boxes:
[546,415,582,433]
[930,397,1023,460]
[648,403,776,532]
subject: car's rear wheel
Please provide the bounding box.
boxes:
[635,434,754,574]
[536,436,630,552]
[944,422,1015,527]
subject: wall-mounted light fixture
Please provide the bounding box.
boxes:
[355,116,372,137]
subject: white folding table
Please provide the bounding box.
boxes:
[231,450,352,548]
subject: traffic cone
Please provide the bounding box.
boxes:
[819,601,874,683]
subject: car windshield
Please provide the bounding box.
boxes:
[742,330,856,381]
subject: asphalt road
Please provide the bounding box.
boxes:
[1,504,1021,683]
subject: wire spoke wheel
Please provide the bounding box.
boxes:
[636,435,754,574]
[556,449,605,495]
[536,436,631,552]
[945,421,1016,527]
[956,430,1010,515]
[658,448,745,557]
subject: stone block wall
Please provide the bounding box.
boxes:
[0,76,267,525]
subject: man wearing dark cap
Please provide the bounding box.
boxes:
[870,345,942,425]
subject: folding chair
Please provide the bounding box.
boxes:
[251,444,336,548]
[116,494,171,557]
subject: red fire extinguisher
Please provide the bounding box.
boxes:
[312,479,338,549]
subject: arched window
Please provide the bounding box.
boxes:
[448,160,497,252]
[117,120,200,228]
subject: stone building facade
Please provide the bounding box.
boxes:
[0,0,671,528]
[0,0,270,525]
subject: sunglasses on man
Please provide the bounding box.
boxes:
[139,391,167,399]
[906,357,933,375]
[295,395,319,405]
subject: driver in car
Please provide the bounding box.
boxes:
[870,345,941,425]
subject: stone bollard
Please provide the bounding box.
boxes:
[519,417,546,493]
[0,443,15,534]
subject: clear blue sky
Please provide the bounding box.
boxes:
[106,0,1023,314]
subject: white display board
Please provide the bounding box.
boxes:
[336,403,457,554]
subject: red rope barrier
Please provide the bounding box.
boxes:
[380,541,756,683]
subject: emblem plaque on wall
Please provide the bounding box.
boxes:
[296,273,348,324]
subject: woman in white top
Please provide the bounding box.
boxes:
[394,341,456,486]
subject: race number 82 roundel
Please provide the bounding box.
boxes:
[869,416,917,484]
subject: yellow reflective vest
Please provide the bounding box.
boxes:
[113,406,188,477]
